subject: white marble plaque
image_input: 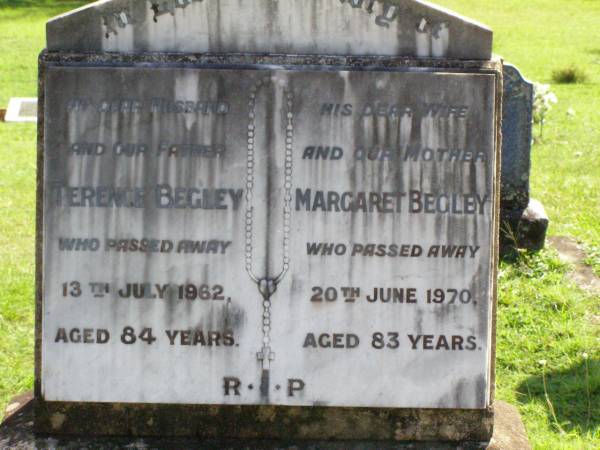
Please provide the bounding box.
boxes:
[42,64,497,409]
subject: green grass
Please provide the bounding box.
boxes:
[0,123,36,410]
[0,1,599,449]
[497,250,599,449]
[0,0,87,422]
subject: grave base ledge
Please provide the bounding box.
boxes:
[2,397,532,448]
[33,398,494,441]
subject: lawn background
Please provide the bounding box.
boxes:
[0,1,598,448]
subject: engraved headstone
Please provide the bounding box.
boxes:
[36,0,502,443]
[500,64,549,253]
[502,64,533,211]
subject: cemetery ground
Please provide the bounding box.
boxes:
[0,0,597,448]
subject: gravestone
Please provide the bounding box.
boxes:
[35,0,502,443]
[500,64,548,254]
[5,98,38,123]
[502,64,533,213]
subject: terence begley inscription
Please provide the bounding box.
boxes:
[49,184,243,210]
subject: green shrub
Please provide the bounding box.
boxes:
[552,65,589,84]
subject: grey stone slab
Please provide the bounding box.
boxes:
[33,399,494,440]
[501,64,533,211]
[6,397,531,449]
[1,399,490,450]
[46,0,492,59]
[488,401,532,450]
[41,62,498,409]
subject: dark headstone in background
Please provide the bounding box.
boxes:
[501,64,533,212]
[500,64,549,255]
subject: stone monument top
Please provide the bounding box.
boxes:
[47,0,492,59]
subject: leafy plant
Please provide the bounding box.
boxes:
[533,82,558,139]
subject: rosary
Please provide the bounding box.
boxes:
[244,76,294,371]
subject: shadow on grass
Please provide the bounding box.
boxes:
[516,358,599,434]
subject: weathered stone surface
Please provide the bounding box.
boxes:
[3,395,494,447]
[488,401,531,450]
[47,0,492,59]
[36,50,502,440]
[500,198,549,255]
[34,399,494,440]
[501,64,533,212]
[2,392,33,422]
[6,396,530,448]
[40,55,497,409]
